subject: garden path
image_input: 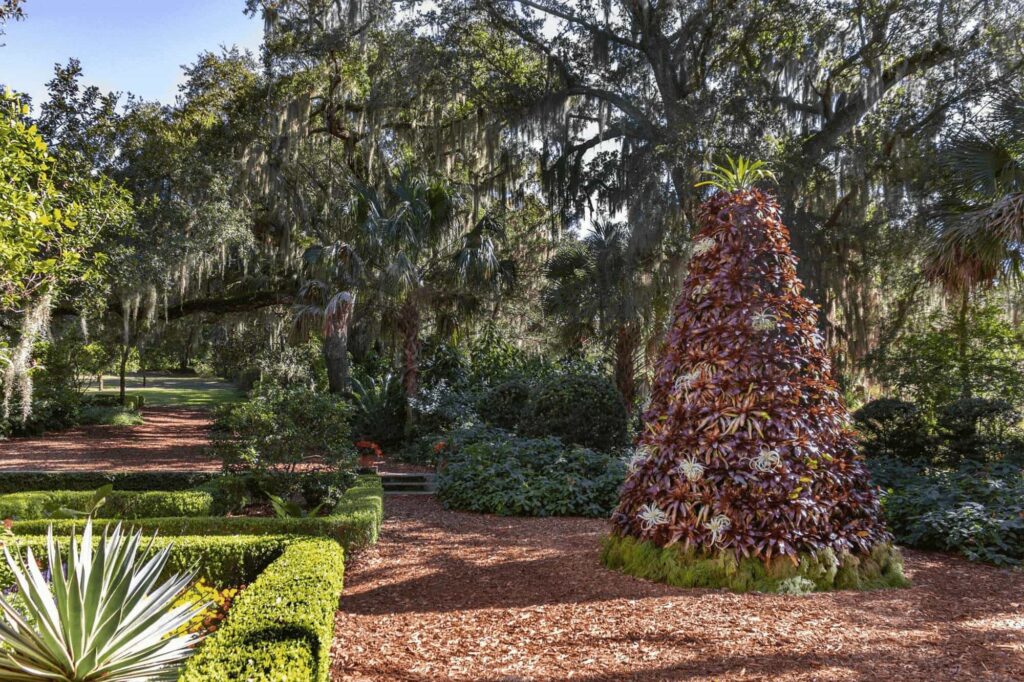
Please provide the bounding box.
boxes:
[332,495,1024,681]
[0,407,218,472]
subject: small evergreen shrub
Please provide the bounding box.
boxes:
[477,376,533,430]
[179,538,345,682]
[852,398,932,461]
[936,398,1023,463]
[437,428,627,516]
[0,489,214,520]
[522,373,628,449]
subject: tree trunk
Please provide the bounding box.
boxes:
[614,323,641,414]
[956,288,971,399]
[118,345,129,406]
[397,298,421,435]
[98,375,104,391]
[324,331,350,394]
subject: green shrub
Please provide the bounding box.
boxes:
[349,372,405,446]
[179,538,345,682]
[0,471,217,494]
[522,372,628,449]
[0,534,290,590]
[9,475,384,551]
[936,398,1023,463]
[0,489,214,520]
[477,377,533,430]
[212,384,356,494]
[852,398,933,461]
[871,457,1024,566]
[437,428,627,516]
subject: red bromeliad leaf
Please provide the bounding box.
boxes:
[611,189,891,561]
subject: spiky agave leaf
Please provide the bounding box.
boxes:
[695,156,776,193]
[0,520,210,681]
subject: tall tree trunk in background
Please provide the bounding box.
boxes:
[956,288,972,399]
[397,297,421,435]
[324,332,350,394]
[614,323,641,414]
[118,344,129,406]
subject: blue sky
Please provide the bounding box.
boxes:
[0,0,263,112]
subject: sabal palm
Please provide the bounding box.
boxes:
[355,168,509,419]
[542,220,648,409]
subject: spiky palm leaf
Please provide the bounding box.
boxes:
[0,520,208,681]
[695,156,777,192]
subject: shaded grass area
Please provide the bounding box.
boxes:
[86,373,243,408]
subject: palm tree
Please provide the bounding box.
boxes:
[355,168,511,428]
[925,89,1024,397]
[291,279,356,393]
[542,220,649,411]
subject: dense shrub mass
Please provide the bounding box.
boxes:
[870,458,1024,566]
[0,534,290,590]
[522,373,628,450]
[476,377,533,431]
[180,538,345,682]
[0,489,214,519]
[852,398,933,462]
[437,428,627,516]
[8,474,385,551]
[0,471,218,494]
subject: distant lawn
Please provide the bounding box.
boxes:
[86,374,243,409]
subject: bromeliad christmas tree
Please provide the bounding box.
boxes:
[603,159,906,592]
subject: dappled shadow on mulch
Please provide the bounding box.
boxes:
[0,408,219,472]
[332,496,1024,681]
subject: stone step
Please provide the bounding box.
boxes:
[378,472,437,493]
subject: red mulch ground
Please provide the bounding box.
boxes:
[332,495,1024,682]
[0,408,220,472]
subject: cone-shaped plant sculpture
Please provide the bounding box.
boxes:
[603,166,906,592]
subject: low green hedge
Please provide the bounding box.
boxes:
[0,471,218,493]
[8,474,384,551]
[0,489,214,520]
[180,538,345,682]
[0,533,290,590]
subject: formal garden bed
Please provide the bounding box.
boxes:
[0,472,383,680]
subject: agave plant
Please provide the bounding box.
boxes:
[0,520,210,681]
[695,155,777,192]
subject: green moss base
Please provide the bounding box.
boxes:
[601,534,909,593]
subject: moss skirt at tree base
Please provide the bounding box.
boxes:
[601,534,909,593]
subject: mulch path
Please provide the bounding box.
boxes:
[0,408,219,472]
[332,495,1024,681]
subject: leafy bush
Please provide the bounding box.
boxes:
[179,538,345,682]
[349,372,405,446]
[79,404,144,426]
[522,372,628,449]
[870,457,1024,566]
[0,489,214,520]
[212,384,355,483]
[9,474,385,552]
[852,398,932,461]
[0,471,217,494]
[869,303,1024,413]
[477,376,533,430]
[936,398,1023,463]
[437,428,627,516]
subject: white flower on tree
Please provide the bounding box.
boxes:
[692,237,716,257]
[690,282,712,300]
[674,368,703,392]
[637,503,669,531]
[752,448,781,472]
[705,514,732,545]
[675,458,705,481]
[628,447,653,472]
[751,309,776,331]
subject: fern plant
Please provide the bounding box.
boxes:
[0,520,209,681]
[696,156,777,192]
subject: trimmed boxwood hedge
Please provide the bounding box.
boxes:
[0,489,214,520]
[0,471,218,493]
[179,538,345,682]
[8,474,384,551]
[0,534,291,590]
